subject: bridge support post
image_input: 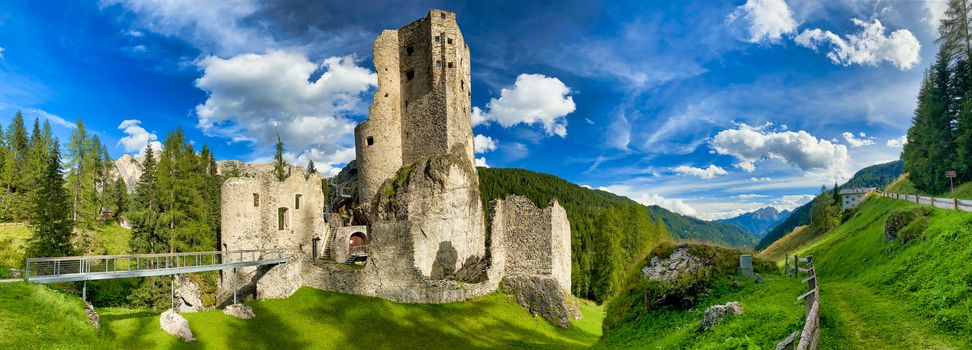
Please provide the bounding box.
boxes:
[170,275,174,311]
[232,268,238,305]
[82,280,87,302]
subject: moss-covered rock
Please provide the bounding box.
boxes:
[884,206,933,243]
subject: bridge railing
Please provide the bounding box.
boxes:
[24,249,289,282]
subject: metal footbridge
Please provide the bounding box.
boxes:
[21,249,289,284]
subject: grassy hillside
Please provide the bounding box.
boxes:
[758,160,905,250]
[596,243,802,349]
[0,223,130,278]
[778,196,972,348]
[645,205,757,247]
[0,284,604,349]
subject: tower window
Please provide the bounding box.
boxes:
[406,70,415,81]
[447,38,453,44]
[405,100,409,108]
[448,62,454,68]
[436,60,442,68]
[440,13,445,19]
[434,36,440,43]
[367,136,374,146]
[295,194,302,210]
[406,45,414,56]
[461,80,464,90]
[278,207,290,230]
[253,194,259,207]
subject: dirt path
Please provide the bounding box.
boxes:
[820,282,962,350]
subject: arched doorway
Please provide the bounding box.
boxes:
[346,232,368,263]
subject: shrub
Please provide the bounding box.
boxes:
[884,207,933,242]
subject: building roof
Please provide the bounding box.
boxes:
[839,188,875,195]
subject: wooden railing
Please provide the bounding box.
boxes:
[777,255,820,350]
[878,191,972,212]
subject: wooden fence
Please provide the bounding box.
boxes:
[776,255,820,350]
[0,222,27,228]
[879,191,972,212]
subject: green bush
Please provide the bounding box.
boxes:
[885,206,933,243]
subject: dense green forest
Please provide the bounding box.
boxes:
[903,2,972,194]
[757,160,905,250]
[478,167,761,302]
[644,205,757,247]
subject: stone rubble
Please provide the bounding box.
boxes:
[700,301,744,331]
[223,304,256,320]
[84,302,99,328]
[641,247,706,283]
[175,275,204,313]
[160,309,195,342]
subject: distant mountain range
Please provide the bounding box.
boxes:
[645,205,759,247]
[717,207,791,239]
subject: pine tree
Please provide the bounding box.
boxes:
[26,140,74,258]
[129,145,164,254]
[4,112,30,221]
[305,159,317,180]
[274,135,288,181]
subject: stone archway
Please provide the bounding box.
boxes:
[349,232,367,250]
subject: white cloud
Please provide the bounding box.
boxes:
[100,0,271,56]
[794,18,921,70]
[0,47,5,59]
[925,1,948,31]
[710,123,850,173]
[750,177,773,182]
[473,134,497,154]
[842,131,875,147]
[194,50,376,174]
[125,29,144,37]
[727,0,798,43]
[735,194,768,199]
[672,164,729,180]
[475,157,489,168]
[118,119,162,157]
[601,185,698,217]
[770,194,815,211]
[472,73,576,138]
[886,135,908,148]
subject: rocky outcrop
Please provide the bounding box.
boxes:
[224,304,255,320]
[113,154,144,192]
[884,207,932,243]
[700,301,743,331]
[160,309,195,342]
[502,274,580,329]
[175,275,204,312]
[641,247,706,283]
[84,303,99,328]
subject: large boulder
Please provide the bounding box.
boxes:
[700,301,743,331]
[641,247,706,283]
[175,275,204,312]
[224,304,255,320]
[502,274,580,329]
[160,309,195,342]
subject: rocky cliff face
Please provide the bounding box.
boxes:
[113,154,143,192]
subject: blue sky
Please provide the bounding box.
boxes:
[0,0,946,220]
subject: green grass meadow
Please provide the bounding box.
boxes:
[0,283,604,350]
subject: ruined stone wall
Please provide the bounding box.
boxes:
[330,225,368,263]
[491,195,572,292]
[219,165,328,300]
[356,29,403,203]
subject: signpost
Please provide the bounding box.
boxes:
[946,171,957,197]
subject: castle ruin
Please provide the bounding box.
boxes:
[219,9,577,328]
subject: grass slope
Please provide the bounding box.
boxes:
[779,196,972,348]
[0,284,604,349]
[0,224,30,274]
[597,243,803,349]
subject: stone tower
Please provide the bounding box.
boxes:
[355,9,475,202]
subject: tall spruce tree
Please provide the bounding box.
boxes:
[4,113,30,221]
[26,140,73,258]
[305,159,317,180]
[129,145,164,254]
[274,135,288,181]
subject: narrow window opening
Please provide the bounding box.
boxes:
[440,13,446,19]
[278,208,290,230]
[434,36,440,43]
[405,100,409,108]
[406,70,415,81]
[461,80,464,90]
[295,194,302,210]
[447,38,453,44]
[436,60,442,68]
[406,45,414,56]
[448,62,454,68]
[384,92,388,97]
[367,136,374,146]
[253,194,260,207]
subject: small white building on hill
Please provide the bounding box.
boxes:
[839,188,875,209]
